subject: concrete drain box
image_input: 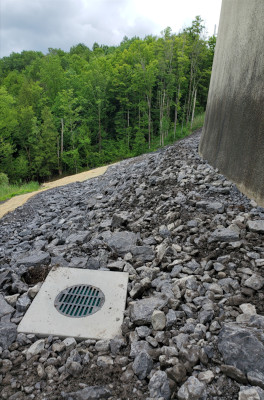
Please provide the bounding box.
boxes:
[18,267,128,340]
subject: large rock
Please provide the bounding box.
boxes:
[17,251,50,267]
[132,351,153,380]
[248,371,264,390]
[197,201,225,213]
[0,270,11,286]
[106,231,137,255]
[61,386,111,399]
[244,274,264,290]
[209,227,240,243]
[0,294,15,317]
[248,315,264,329]
[0,322,17,349]
[167,363,187,383]
[16,294,31,312]
[240,304,257,315]
[218,323,264,375]
[111,212,130,227]
[26,339,45,360]
[129,294,168,325]
[178,376,207,400]
[151,310,166,330]
[66,361,83,376]
[130,246,155,262]
[239,386,264,400]
[66,231,90,244]
[221,364,247,384]
[148,370,171,400]
[130,340,151,359]
[247,220,264,234]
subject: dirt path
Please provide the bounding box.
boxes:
[0,164,115,219]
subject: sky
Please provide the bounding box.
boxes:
[0,0,222,58]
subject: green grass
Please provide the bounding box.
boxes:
[145,112,205,154]
[0,181,40,202]
[188,112,205,132]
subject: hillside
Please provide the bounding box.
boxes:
[1,131,264,399]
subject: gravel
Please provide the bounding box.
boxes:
[1,129,264,399]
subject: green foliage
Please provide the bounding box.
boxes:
[13,155,29,181]
[0,50,43,79]
[39,55,64,101]
[0,18,214,183]
[0,181,40,202]
[133,130,147,156]
[189,113,205,132]
[31,107,58,178]
[0,87,18,137]
[0,173,9,185]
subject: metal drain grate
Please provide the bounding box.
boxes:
[54,284,105,318]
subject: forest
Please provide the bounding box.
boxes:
[0,16,216,183]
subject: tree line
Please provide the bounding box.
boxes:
[0,16,216,182]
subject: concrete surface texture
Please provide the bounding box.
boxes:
[199,0,264,206]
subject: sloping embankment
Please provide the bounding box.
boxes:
[0,164,114,219]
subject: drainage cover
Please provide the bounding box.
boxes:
[54,284,105,318]
[18,267,128,340]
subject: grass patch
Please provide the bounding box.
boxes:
[0,181,40,202]
[187,112,205,132]
[145,112,205,154]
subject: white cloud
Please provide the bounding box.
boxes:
[0,0,222,57]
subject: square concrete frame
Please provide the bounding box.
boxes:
[18,267,128,340]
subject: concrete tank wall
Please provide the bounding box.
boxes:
[199,0,264,206]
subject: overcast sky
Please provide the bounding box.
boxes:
[0,0,222,58]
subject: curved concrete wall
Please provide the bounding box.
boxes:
[199,0,264,206]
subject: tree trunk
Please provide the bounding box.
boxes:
[127,109,130,148]
[58,118,64,175]
[147,96,151,149]
[57,136,62,175]
[186,62,194,124]
[191,88,197,129]
[159,91,163,146]
[181,100,186,135]
[61,118,64,156]
[25,147,31,172]
[165,96,170,138]
[173,84,180,140]
[59,118,64,175]
[98,103,102,152]
[159,89,166,147]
